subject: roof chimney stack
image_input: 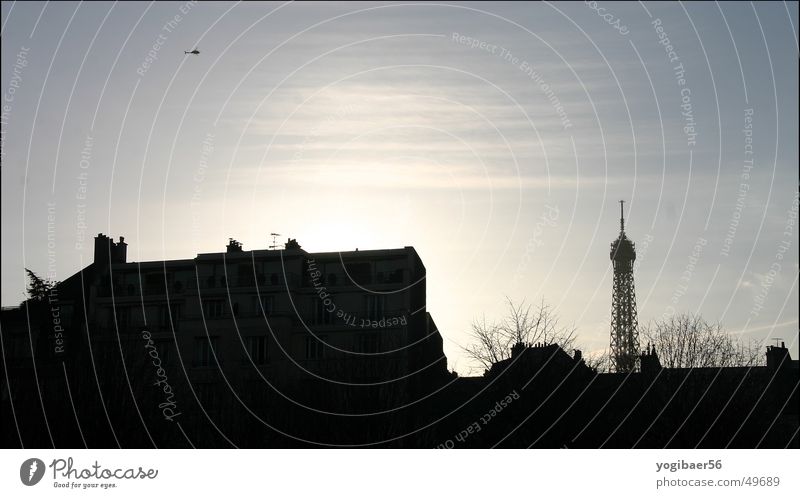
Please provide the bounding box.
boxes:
[94,233,127,265]
[227,238,243,253]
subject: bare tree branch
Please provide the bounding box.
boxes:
[583,349,611,373]
[641,313,764,368]
[463,297,577,371]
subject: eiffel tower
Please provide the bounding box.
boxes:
[610,200,639,373]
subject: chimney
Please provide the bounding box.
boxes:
[510,342,526,358]
[227,238,243,253]
[766,343,790,371]
[94,233,111,265]
[94,233,128,265]
[640,345,662,374]
[114,236,127,263]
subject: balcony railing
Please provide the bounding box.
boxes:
[97,280,188,298]
[302,269,405,288]
[192,273,300,290]
[97,273,301,297]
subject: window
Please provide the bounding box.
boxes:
[357,333,380,353]
[345,262,371,285]
[145,273,167,294]
[193,336,219,367]
[376,261,405,283]
[204,300,224,319]
[171,304,181,331]
[313,298,333,325]
[377,268,403,284]
[305,335,327,360]
[238,264,255,286]
[365,295,385,321]
[114,306,130,329]
[159,304,180,330]
[246,336,269,365]
[155,339,173,364]
[60,305,74,327]
[131,307,146,328]
[11,334,26,358]
[252,295,275,316]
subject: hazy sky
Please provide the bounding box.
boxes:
[2,1,798,373]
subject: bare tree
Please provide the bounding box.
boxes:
[583,349,612,373]
[464,297,576,371]
[642,313,764,368]
[464,316,507,370]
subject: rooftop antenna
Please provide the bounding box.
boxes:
[772,338,784,347]
[619,199,625,234]
[269,233,282,250]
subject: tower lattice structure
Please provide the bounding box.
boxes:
[610,200,639,373]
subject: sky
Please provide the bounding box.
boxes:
[1,1,798,374]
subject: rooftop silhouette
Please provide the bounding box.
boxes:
[2,233,797,448]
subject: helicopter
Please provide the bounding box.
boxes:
[184,48,200,55]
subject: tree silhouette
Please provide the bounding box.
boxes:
[642,313,764,368]
[24,268,55,302]
[463,297,576,372]
[583,349,612,373]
